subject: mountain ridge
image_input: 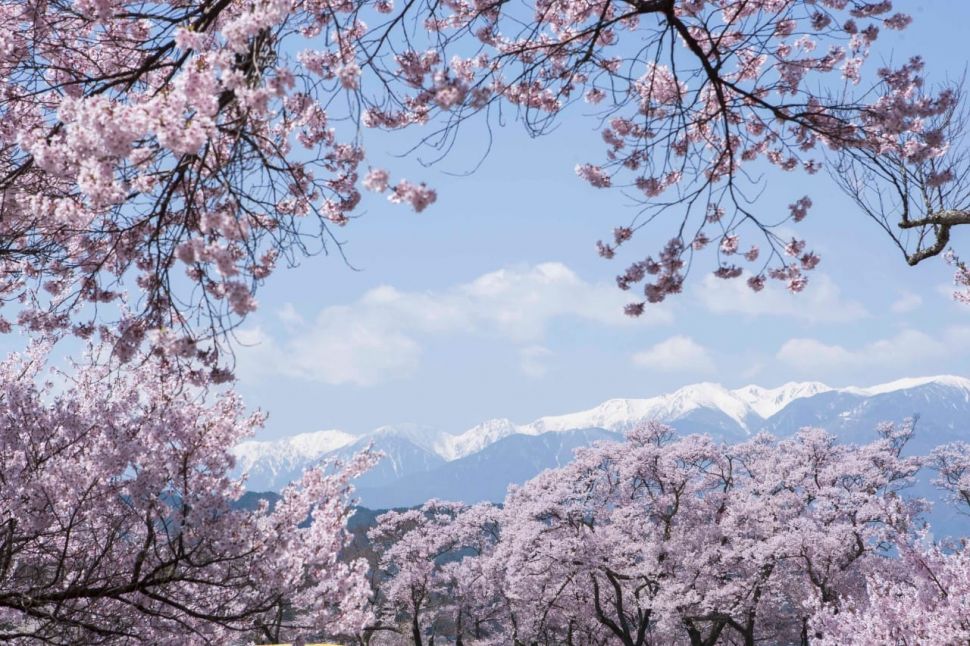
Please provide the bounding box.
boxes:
[235,375,970,471]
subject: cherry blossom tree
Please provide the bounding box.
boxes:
[489,423,923,645]
[0,0,964,369]
[811,540,970,646]
[0,343,374,643]
[367,421,938,645]
[832,91,970,303]
[948,251,970,303]
[8,2,969,641]
[929,441,970,512]
[812,440,970,645]
[366,500,501,645]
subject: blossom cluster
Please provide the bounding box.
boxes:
[0,344,376,641]
[0,0,964,359]
[365,421,969,645]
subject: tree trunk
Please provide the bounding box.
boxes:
[411,614,423,646]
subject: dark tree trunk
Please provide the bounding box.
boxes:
[411,614,423,646]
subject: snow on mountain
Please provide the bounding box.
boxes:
[365,423,445,455]
[422,380,784,461]
[526,383,745,434]
[234,375,970,493]
[340,432,445,486]
[524,381,822,435]
[524,397,664,435]
[732,381,833,418]
[435,418,520,461]
[844,375,970,398]
[233,429,356,490]
[425,381,774,460]
[235,428,355,467]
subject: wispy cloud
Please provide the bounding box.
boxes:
[695,273,868,322]
[519,345,554,378]
[237,262,671,386]
[775,326,970,379]
[890,291,923,314]
[632,335,716,374]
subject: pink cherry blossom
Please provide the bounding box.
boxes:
[0,0,965,360]
[0,343,376,642]
[365,421,954,645]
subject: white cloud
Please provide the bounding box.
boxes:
[632,336,716,374]
[277,302,306,328]
[238,262,667,386]
[234,324,421,387]
[890,291,923,314]
[775,326,970,377]
[695,273,868,322]
[519,345,553,378]
[776,338,860,373]
[739,362,765,380]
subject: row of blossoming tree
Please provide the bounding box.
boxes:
[2,0,970,642]
[364,422,970,646]
[2,359,968,644]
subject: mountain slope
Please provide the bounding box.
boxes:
[355,428,620,508]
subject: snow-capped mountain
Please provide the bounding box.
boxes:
[412,380,838,461]
[233,375,970,505]
[234,429,356,490]
[435,418,520,461]
[523,382,793,436]
[845,375,970,398]
[235,425,445,492]
[732,381,832,418]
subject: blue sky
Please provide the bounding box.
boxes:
[228,2,970,439]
